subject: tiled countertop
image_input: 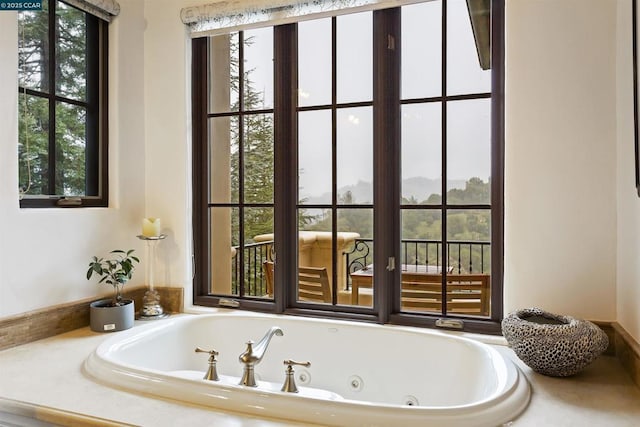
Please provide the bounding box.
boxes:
[0,316,639,426]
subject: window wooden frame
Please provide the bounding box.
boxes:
[192,0,505,334]
[18,0,109,208]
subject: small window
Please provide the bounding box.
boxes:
[18,0,108,207]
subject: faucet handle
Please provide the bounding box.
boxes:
[195,347,219,357]
[195,347,219,381]
[281,360,311,393]
[283,359,311,369]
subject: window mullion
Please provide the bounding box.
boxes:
[273,23,298,312]
[331,17,338,305]
[238,31,246,297]
[48,0,57,195]
[490,0,506,321]
[372,8,401,323]
[191,37,210,301]
[85,13,100,196]
[441,0,448,316]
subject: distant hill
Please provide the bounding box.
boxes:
[401,177,466,202]
[306,177,467,204]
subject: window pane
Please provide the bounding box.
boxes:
[209,116,239,204]
[299,110,332,204]
[210,206,276,298]
[56,1,86,100]
[298,210,332,304]
[446,99,490,202]
[209,33,239,113]
[299,208,329,233]
[18,93,49,195]
[243,27,274,110]
[446,209,491,317]
[340,208,373,308]
[18,1,49,93]
[210,207,238,296]
[298,18,331,107]
[447,0,491,95]
[401,0,441,99]
[337,12,372,103]
[400,209,443,315]
[338,209,372,239]
[55,102,86,196]
[244,113,274,203]
[345,236,373,279]
[401,103,442,204]
[401,209,443,268]
[244,207,275,298]
[337,107,372,204]
[446,209,491,273]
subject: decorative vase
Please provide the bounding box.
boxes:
[89,299,135,332]
[501,307,609,377]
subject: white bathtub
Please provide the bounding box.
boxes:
[84,313,530,426]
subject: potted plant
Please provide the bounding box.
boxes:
[87,249,139,332]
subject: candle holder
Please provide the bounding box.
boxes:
[137,234,169,320]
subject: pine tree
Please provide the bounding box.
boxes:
[226,35,275,245]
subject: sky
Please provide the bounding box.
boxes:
[237,0,491,202]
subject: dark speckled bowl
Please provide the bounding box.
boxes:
[502,307,609,377]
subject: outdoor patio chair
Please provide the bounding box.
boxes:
[262,261,332,303]
[401,273,490,316]
[298,266,332,303]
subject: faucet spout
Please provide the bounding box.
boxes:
[252,326,284,363]
[239,326,283,386]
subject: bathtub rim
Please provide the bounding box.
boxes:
[83,312,531,427]
[92,312,513,408]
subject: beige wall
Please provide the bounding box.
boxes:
[142,0,209,307]
[616,0,640,343]
[142,0,193,290]
[504,0,618,322]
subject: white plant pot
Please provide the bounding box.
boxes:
[90,299,135,332]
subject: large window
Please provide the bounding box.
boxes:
[18,0,108,207]
[193,0,504,332]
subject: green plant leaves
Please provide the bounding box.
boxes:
[86,249,140,300]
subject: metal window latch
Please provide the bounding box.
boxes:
[219,298,240,308]
[435,319,464,329]
[386,257,395,271]
[57,197,82,207]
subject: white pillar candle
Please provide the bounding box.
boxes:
[142,217,161,237]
